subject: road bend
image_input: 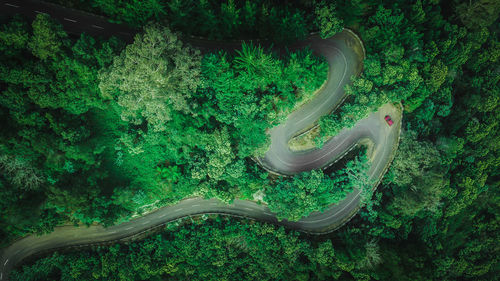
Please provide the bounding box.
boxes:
[0,1,402,279]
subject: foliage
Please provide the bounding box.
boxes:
[28,14,67,60]
[314,0,344,39]
[70,0,313,43]
[0,14,127,244]
[0,155,44,191]
[3,1,500,280]
[11,217,369,281]
[92,0,166,27]
[455,0,500,30]
[264,153,370,221]
[199,44,328,158]
[316,0,491,141]
[98,24,201,132]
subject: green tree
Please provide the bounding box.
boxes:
[203,127,235,180]
[99,24,201,132]
[220,0,241,37]
[28,14,67,60]
[315,1,344,39]
[0,15,29,56]
[264,153,371,221]
[455,0,500,30]
[233,42,280,79]
[92,0,166,27]
[0,155,44,191]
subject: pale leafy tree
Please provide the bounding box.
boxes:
[387,131,447,216]
[189,127,235,181]
[358,240,382,269]
[424,59,448,92]
[310,241,335,267]
[205,127,235,180]
[386,131,441,189]
[190,157,208,180]
[99,24,201,132]
[0,155,44,191]
[345,153,374,205]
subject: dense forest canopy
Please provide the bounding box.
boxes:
[1,0,499,280]
[0,10,335,244]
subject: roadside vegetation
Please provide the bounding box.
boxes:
[1,0,499,280]
[266,152,372,221]
[315,1,498,146]
[48,0,343,43]
[10,217,377,281]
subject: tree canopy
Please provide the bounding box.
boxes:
[2,0,500,280]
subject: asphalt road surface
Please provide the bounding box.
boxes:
[0,1,402,279]
[258,31,365,174]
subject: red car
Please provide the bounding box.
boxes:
[384,115,394,126]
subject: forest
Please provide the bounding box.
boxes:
[1,0,499,280]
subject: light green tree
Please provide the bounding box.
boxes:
[0,155,44,191]
[28,14,67,60]
[358,240,382,270]
[204,127,235,180]
[99,24,201,131]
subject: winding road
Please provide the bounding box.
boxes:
[0,1,402,279]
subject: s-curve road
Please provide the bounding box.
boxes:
[0,2,402,280]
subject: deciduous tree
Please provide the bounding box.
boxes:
[99,24,201,131]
